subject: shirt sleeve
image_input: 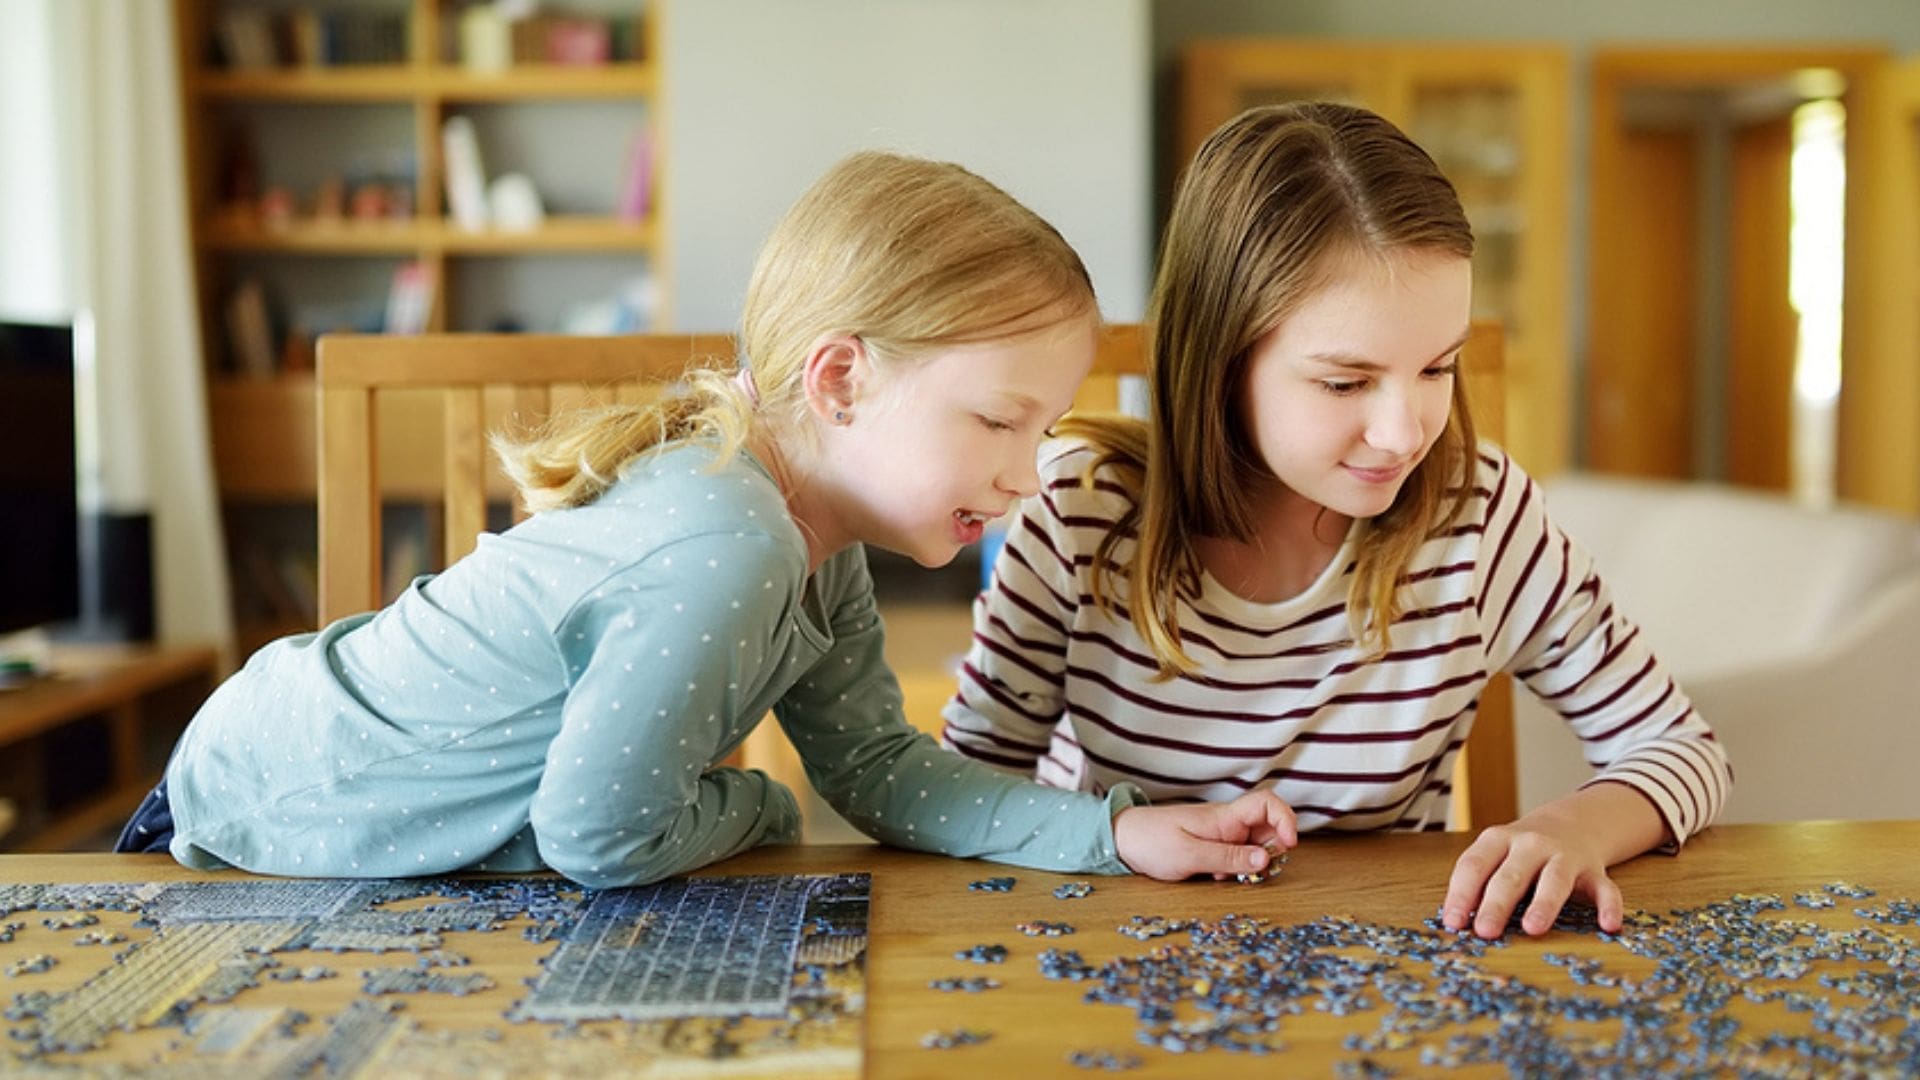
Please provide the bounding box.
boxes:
[531,531,803,888]
[777,548,1142,875]
[940,453,1096,775]
[1474,447,1733,847]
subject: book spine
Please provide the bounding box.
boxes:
[441,116,490,231]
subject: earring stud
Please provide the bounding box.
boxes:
[834,410,848,423]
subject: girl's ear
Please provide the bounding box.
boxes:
[800,333,866,426]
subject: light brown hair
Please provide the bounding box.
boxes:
[1061,102,1478,676]
[496,151,1095,511]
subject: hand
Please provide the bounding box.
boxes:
[1113,790,1298,882]
[1442,812,1624,939]
[1442,782,1670,938]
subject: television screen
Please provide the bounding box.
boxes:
[0,321,80,636]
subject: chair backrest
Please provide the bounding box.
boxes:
[316,323,1514,830]
[316,333,734,625]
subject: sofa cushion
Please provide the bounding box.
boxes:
[1539,474,1920,683]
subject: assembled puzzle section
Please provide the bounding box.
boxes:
[0,873,869,1078]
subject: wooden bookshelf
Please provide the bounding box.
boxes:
[171,0,668,645]
[198,214,656,254]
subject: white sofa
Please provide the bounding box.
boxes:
[1513,473,1920,824]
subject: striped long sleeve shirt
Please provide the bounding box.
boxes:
[942,439,1731,844]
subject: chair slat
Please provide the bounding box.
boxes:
[443,387,487,568]
[318,385,380,622]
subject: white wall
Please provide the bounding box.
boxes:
[0,0,72,322]
[664,0,1151,333]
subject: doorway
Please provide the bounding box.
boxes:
[1585,48,1883,499]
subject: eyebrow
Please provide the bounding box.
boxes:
[994,390,1045,414]
[1303,329,1471,372]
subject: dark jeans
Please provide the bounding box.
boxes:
[114,780,175,854]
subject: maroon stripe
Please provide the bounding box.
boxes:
[997,572,1071,637]
[1626,748,1707,828]
[1066,623,1484,689]
[1583,677,1677,743]
[1515,595,1614,681]
[983,610,1067,659]
[1066,662,1484,725]
[958,662,1056,725]
[1391,776,1456,828]
[1477,464,1526,619]
[1404,560,1475,585]
[1185,597,1350,640]
[1036,485,1130,533]
[1541,620,1642,703]
[1514,534,1573,657]
[1558,654,1657,720]
[974,630,1069,690]
[1002,541,1075,611]
[1599,763,1688,836]
[1652,738,1725,817]
[1490,529,1548,648]
[941,717,1052,756]
[1016,506,1080,578]
[1100,595,1478,661]
[1063,696,1472,763]
[1071,742,1462,824]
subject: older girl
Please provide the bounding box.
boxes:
[943,104,1730,937]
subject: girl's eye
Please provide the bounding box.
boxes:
[1425,359,1460,379]
[978,415,1016,432]
[1320,379,1366,396]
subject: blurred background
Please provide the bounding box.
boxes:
[2,0,1918,849]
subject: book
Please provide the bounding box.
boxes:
[383,261,434,335]
[441,116,490,231]
[224,279,277,378]
[617,125,653,222]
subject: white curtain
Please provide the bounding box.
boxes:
[51,0,234,658]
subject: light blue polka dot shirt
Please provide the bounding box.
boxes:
[165,441,1144,887]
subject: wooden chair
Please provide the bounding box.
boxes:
[315,324,1514,834]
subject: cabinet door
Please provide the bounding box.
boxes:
[1177,42,1399,171]
[1396,49,1571,475]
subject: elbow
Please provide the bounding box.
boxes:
[530,807,683,888]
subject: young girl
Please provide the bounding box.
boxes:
[120,151,1296,887]
[942,103,1732,938]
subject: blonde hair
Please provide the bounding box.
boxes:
[1062,102,1479,677]
[496,151,1096,511]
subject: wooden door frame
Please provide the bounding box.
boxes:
[1586,46,1894,494]
[1840,60,1920,513]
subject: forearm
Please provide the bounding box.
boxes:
[1513,780,1672,866]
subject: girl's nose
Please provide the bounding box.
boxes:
[1366,393,1424,457]
[999,445,1041,499]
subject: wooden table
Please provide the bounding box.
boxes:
[2,820,1918,1076]
[0,644,219,850]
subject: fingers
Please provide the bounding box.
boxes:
[1520,859,1575,936]
[1221,790,1299,849]
[1160,831,1276,882]
[1442,828,1508,932]
[1592,873,1625,933]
